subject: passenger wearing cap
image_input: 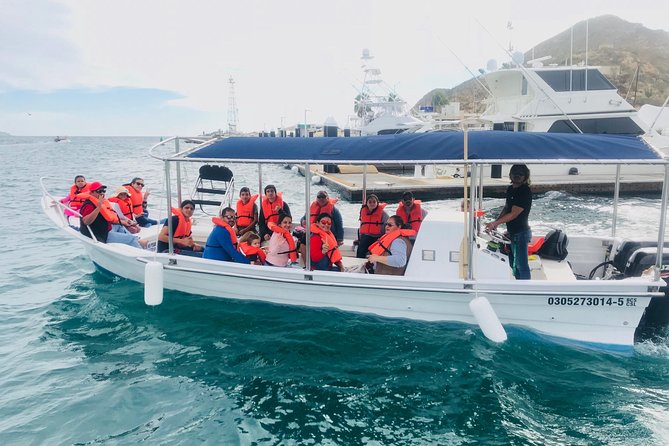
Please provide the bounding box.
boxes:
[157,200,203,256]
[79,182,147,249]
[485,164,533,280]
[396,191,427,232]
[258,184,291,241]
[307,190,344,245]
[108,186,140,233]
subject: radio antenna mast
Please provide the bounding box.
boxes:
[227,76,239,134]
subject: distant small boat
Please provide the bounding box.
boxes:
[54,136,69,142]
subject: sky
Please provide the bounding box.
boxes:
[1,0,668,136]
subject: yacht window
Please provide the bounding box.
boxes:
[521,76,528,95]
[547,117,644,135]
[537,69,615,92]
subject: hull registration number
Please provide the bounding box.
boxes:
[547,297,637,307]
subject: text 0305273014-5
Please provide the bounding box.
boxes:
[547,297,637,307]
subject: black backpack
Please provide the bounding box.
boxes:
[538,229,569,261]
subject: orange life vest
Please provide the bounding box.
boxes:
[239,242,267,263]
[359,202,387,235]
[124,184,144,215]
[212,217,238,248]
[171,207,192,239]
[397,200,423,232]
[369,229,416,256]
[310,225,342,263]
[309,198,338,223]
[261,193,284,226]
[108,196,134,220]
[236,194,259,228]
[83,194,121,224]
[268,222,298,262]
[68,183,91,209]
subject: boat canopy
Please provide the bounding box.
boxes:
[182,131,665,165]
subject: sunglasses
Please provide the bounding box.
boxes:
[319,220,332,225]
[385,223,395,227]
[94,189,106,193]
[134,182,145,186]
[224,215,236,219]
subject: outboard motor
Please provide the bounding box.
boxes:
[621,242,669,342]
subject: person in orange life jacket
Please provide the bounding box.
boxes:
[356,193,389,258]
[79,182,147,249]
[124,177,158,227]
[62,174,90,208]
[310,213,344,272]
[308,190,344,245]
[203,207,250,263]
[157,200,203,256]
[265,213,298,267]
[236,187,259,236]
[107,186,140,233]
[396,191,427,232]
[258,184,291,241]
[366,215,415,275]
[238,232,266,265]
[485,164,532,280]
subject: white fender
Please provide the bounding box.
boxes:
[311,175,321,185]
[144,261,164,306]
[469,295,507,343]
[290,165,299,174]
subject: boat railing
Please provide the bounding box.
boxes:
[39,176,99,242]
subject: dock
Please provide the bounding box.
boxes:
[298,166,664,201]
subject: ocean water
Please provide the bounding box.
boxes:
[2,135,669,445]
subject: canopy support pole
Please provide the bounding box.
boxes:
[362,164,368,204]
[305,162,312,271]
[468,162,477,281]
[258,163,262,202]
[175,138,182,205]
[165,159,174,255]
[612,165,621,237]
[655,163,669,281]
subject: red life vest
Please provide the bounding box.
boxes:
[171,207,192,238]
[108,196,133,220]
[397,200,423,232]
[212,217,238,248]
[68,183,91,209]
[239,242,267,263]
[261,193,284,226]
[359,202,387,235]
[369,229,416,256]
[123,184,144,215]
[309,198,338,223]
[268,222,298,262]
[236,194,259,228]
[83,194,121,224]
[310,225,342,263]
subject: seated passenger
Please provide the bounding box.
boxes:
[236,187,259,236]
[396,191,427,232]
[259,184,291,241]
[309,190,344,245]
[123,177,158,227]
[265,213,298,267]
[367,215,415,275]
[108,186,140,233]
[157,200,203,256]
[238,232,266,265]
[79,182,147,249]
[63,175,90,212]
[203,207,250,263]
[357,193,388,258]
[309,213,344,272]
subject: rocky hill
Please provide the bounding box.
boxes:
[416,15,669,114]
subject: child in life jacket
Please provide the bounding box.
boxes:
[238,232,266,265]
[61,175,90,217]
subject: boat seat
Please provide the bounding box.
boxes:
[192,164,235,215]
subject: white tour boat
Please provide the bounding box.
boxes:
[41,131,669,350]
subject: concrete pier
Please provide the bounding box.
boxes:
[299,166,663,201]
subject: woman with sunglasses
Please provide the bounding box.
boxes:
[366,215,415,275]
[123,177,158,227]
[309,213,344,272]
[485,164,533,280]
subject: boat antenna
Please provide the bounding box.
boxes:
[474,18,584,134]
[431,33,494,99]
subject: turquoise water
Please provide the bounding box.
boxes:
[2,136,669,444]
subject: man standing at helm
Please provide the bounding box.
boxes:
[485,164,533,280]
